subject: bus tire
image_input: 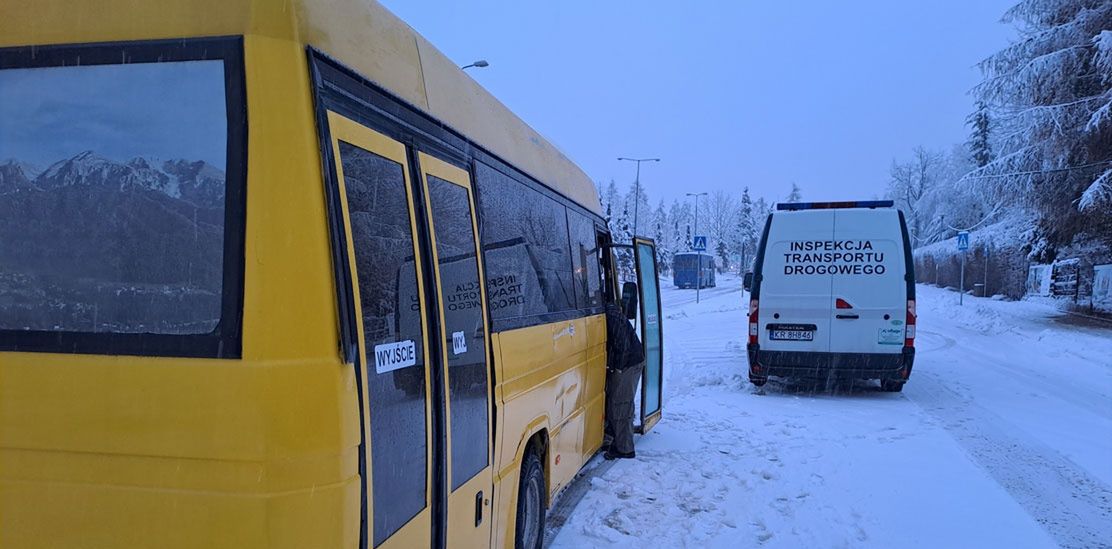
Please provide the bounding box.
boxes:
[881,380,904,392]
[749,376,768,387]
[514,449,546,549]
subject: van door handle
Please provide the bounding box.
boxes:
[836,314,860,320]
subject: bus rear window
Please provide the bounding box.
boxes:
[0,38,245,357]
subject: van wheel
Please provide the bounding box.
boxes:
[881,380,904,392]
[515,450,546,549]
[749,376,768,387]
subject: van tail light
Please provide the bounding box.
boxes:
[905,299,916,347]
[748,299,759,345]
[836,298,853,309]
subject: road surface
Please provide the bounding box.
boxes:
[548,274,1112,548]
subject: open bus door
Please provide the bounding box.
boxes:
[607,239,665,434]
[633,238,664,434]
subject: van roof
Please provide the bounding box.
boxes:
[776,200,894,211]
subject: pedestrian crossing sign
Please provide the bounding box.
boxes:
[957,231,970,251]
[692,236,707,251]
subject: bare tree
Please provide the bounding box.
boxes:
[889,146,943,243]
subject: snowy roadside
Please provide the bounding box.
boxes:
[549,275,1110,548]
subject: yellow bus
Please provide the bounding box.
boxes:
[0,1,665,548]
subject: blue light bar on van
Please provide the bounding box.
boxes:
[776,200,894,211]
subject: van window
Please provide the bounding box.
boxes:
[475,162,576,321]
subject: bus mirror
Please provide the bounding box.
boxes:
[743,272,754,291]
[621,281,639,321]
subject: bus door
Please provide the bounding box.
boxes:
[415,152,495,548]
[327,112,435,549]
[328,113,494,548]
[632,238,664,434]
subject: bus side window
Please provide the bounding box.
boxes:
[568,211,602,309]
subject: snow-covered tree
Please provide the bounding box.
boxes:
[888,146,943,244]
[966,101,994,168]
[785,183,803,203]
[669,199,693,251]
[969,0,1112,251]
[622,183,653,240]
[651,200,671,274]
[708,190,737,270]
[603,179,619,231]
[734,187,760,273]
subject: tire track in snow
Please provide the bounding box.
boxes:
[907,371,1112,548]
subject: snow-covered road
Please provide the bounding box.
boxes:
[549,275,1112,548]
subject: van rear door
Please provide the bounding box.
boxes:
[828,208,906,355]
[757,210,834,353]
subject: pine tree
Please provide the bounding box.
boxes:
[735,187,758,274]
[668,199,692,251]
[652,200,670,274]
[603,179,619,230]
[966,101,993,168]
[785,183,803,203]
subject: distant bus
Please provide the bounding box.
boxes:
[673,253,716,289]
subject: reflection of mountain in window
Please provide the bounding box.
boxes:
[0,60,229,334]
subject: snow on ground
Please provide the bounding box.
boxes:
[549,274,1112,548]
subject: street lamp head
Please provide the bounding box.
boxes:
[461,60,489,70]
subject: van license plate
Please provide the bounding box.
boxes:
[770,329,814,341]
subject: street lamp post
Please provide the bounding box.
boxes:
[617,157,660,240]
[687,191,708,303]
[460,60,489,70]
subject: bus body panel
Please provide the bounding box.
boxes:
[490,314,606,549]
[0,36,360,548]
[1,2,611,546]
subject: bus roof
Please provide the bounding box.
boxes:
[0,0,602,215]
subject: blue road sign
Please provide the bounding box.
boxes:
[957,231,970,251]
[692,235,707,251]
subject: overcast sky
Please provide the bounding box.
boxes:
[380,0,1017,206]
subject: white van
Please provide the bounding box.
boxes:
[743,201,916,391]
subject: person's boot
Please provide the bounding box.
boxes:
[604,449,635,460]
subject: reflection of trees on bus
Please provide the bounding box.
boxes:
[476,162,586,318]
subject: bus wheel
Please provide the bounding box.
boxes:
[881,380,904,392]
[749,376,768,387]
[515,450,546,549]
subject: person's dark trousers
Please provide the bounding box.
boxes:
[604,360,645,457]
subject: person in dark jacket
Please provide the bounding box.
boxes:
[603,302,645,460]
